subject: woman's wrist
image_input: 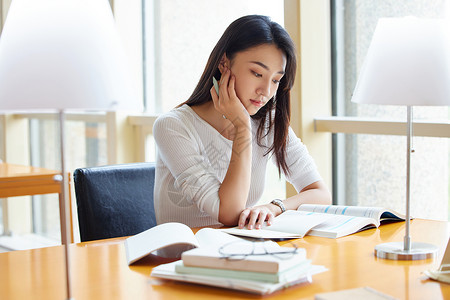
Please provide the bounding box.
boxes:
[269,199,285,216]
[233,118,251,134]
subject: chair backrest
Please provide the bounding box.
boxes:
[74,162,156,242]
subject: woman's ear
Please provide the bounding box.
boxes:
[218,54,230,74]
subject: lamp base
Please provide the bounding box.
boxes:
[375,242,438,260]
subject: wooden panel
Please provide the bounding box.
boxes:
[0,163,73,243]
[0,163,61,197]
[0,184,61,198]
[315,116,450,138]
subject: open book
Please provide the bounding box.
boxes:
[125,222,296,266]
[221,204,405,239]
[125,222,249,264]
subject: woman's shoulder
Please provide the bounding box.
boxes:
[153,104,200,139]
[154,104,193,125]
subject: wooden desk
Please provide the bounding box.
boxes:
[0,219,449,300]
[0,162,72,243]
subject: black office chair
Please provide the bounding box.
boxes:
[73,162,157,242]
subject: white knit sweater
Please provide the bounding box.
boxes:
[153,104,322,227]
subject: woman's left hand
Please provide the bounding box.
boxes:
[237,204,280,229]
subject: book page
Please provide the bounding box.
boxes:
[299,204,385,221]
[194,228,254,250]
[220,228,302,239]
[220,210,334,239]
[125,222,199,264]
[307,213,377,238]
[440,238,450,271]
[263,211,335,236]
[424,238,450,283]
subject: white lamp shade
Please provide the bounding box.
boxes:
[351,17,450,106]
[0,0,141,111]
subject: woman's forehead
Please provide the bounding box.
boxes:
[233,44,286,72]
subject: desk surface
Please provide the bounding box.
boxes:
[0,162,61,197]
[0,162,60,178]
[0,219,449,300]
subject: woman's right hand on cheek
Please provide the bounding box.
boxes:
[210,68,249,126]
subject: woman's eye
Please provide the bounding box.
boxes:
[252,71,262,78]
[273,79,281,84]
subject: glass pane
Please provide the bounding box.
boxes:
[0,116,4,161]
[333,0,450,220]
[344,133,449,221]
[30,118,107,241]
[0,117,3,234]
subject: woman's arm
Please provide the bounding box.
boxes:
[211,68,253,226]
[218,120,252,225]
[237,180,331,229]
[237,126,330,229]
[282,180,331,210]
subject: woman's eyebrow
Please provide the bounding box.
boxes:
[249,61,285,75]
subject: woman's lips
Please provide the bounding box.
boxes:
[250,99,264,107]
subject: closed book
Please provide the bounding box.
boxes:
[151,260,328,295]
[182,246,307,273]
[175,259,311,283]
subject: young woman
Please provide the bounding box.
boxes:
[153,15,331,229]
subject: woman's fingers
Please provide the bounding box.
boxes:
[253,212,265,229]
[238,208,251,228]
[210,86,219,110]
[238,206,274,230]
[266,211,275,226]
[211,69,231,116]
[219,69,231,100]
[247,209,260,230]
[228,74,238,100]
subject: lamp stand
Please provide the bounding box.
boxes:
[374,106,438,260]
[58,110,74,299]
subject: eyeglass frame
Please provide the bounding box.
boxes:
[217,239,299,260]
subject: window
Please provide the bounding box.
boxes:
[143,0,286,203]
[143,0,284,114]
[331,0,450,220]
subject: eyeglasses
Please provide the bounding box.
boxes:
[218,240,299,260]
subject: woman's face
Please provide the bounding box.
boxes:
[228,44,286,116]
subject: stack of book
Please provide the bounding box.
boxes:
[179,244,310,283]
[151,240,326,295]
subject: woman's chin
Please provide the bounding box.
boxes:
[247,109,258,116]
[244,105,260,116]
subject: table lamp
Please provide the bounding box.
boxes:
[0,0,142,298]
[351,17,450,260]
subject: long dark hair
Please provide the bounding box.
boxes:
[181,15,297,176]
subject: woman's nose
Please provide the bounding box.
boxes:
[257,80,271,97]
